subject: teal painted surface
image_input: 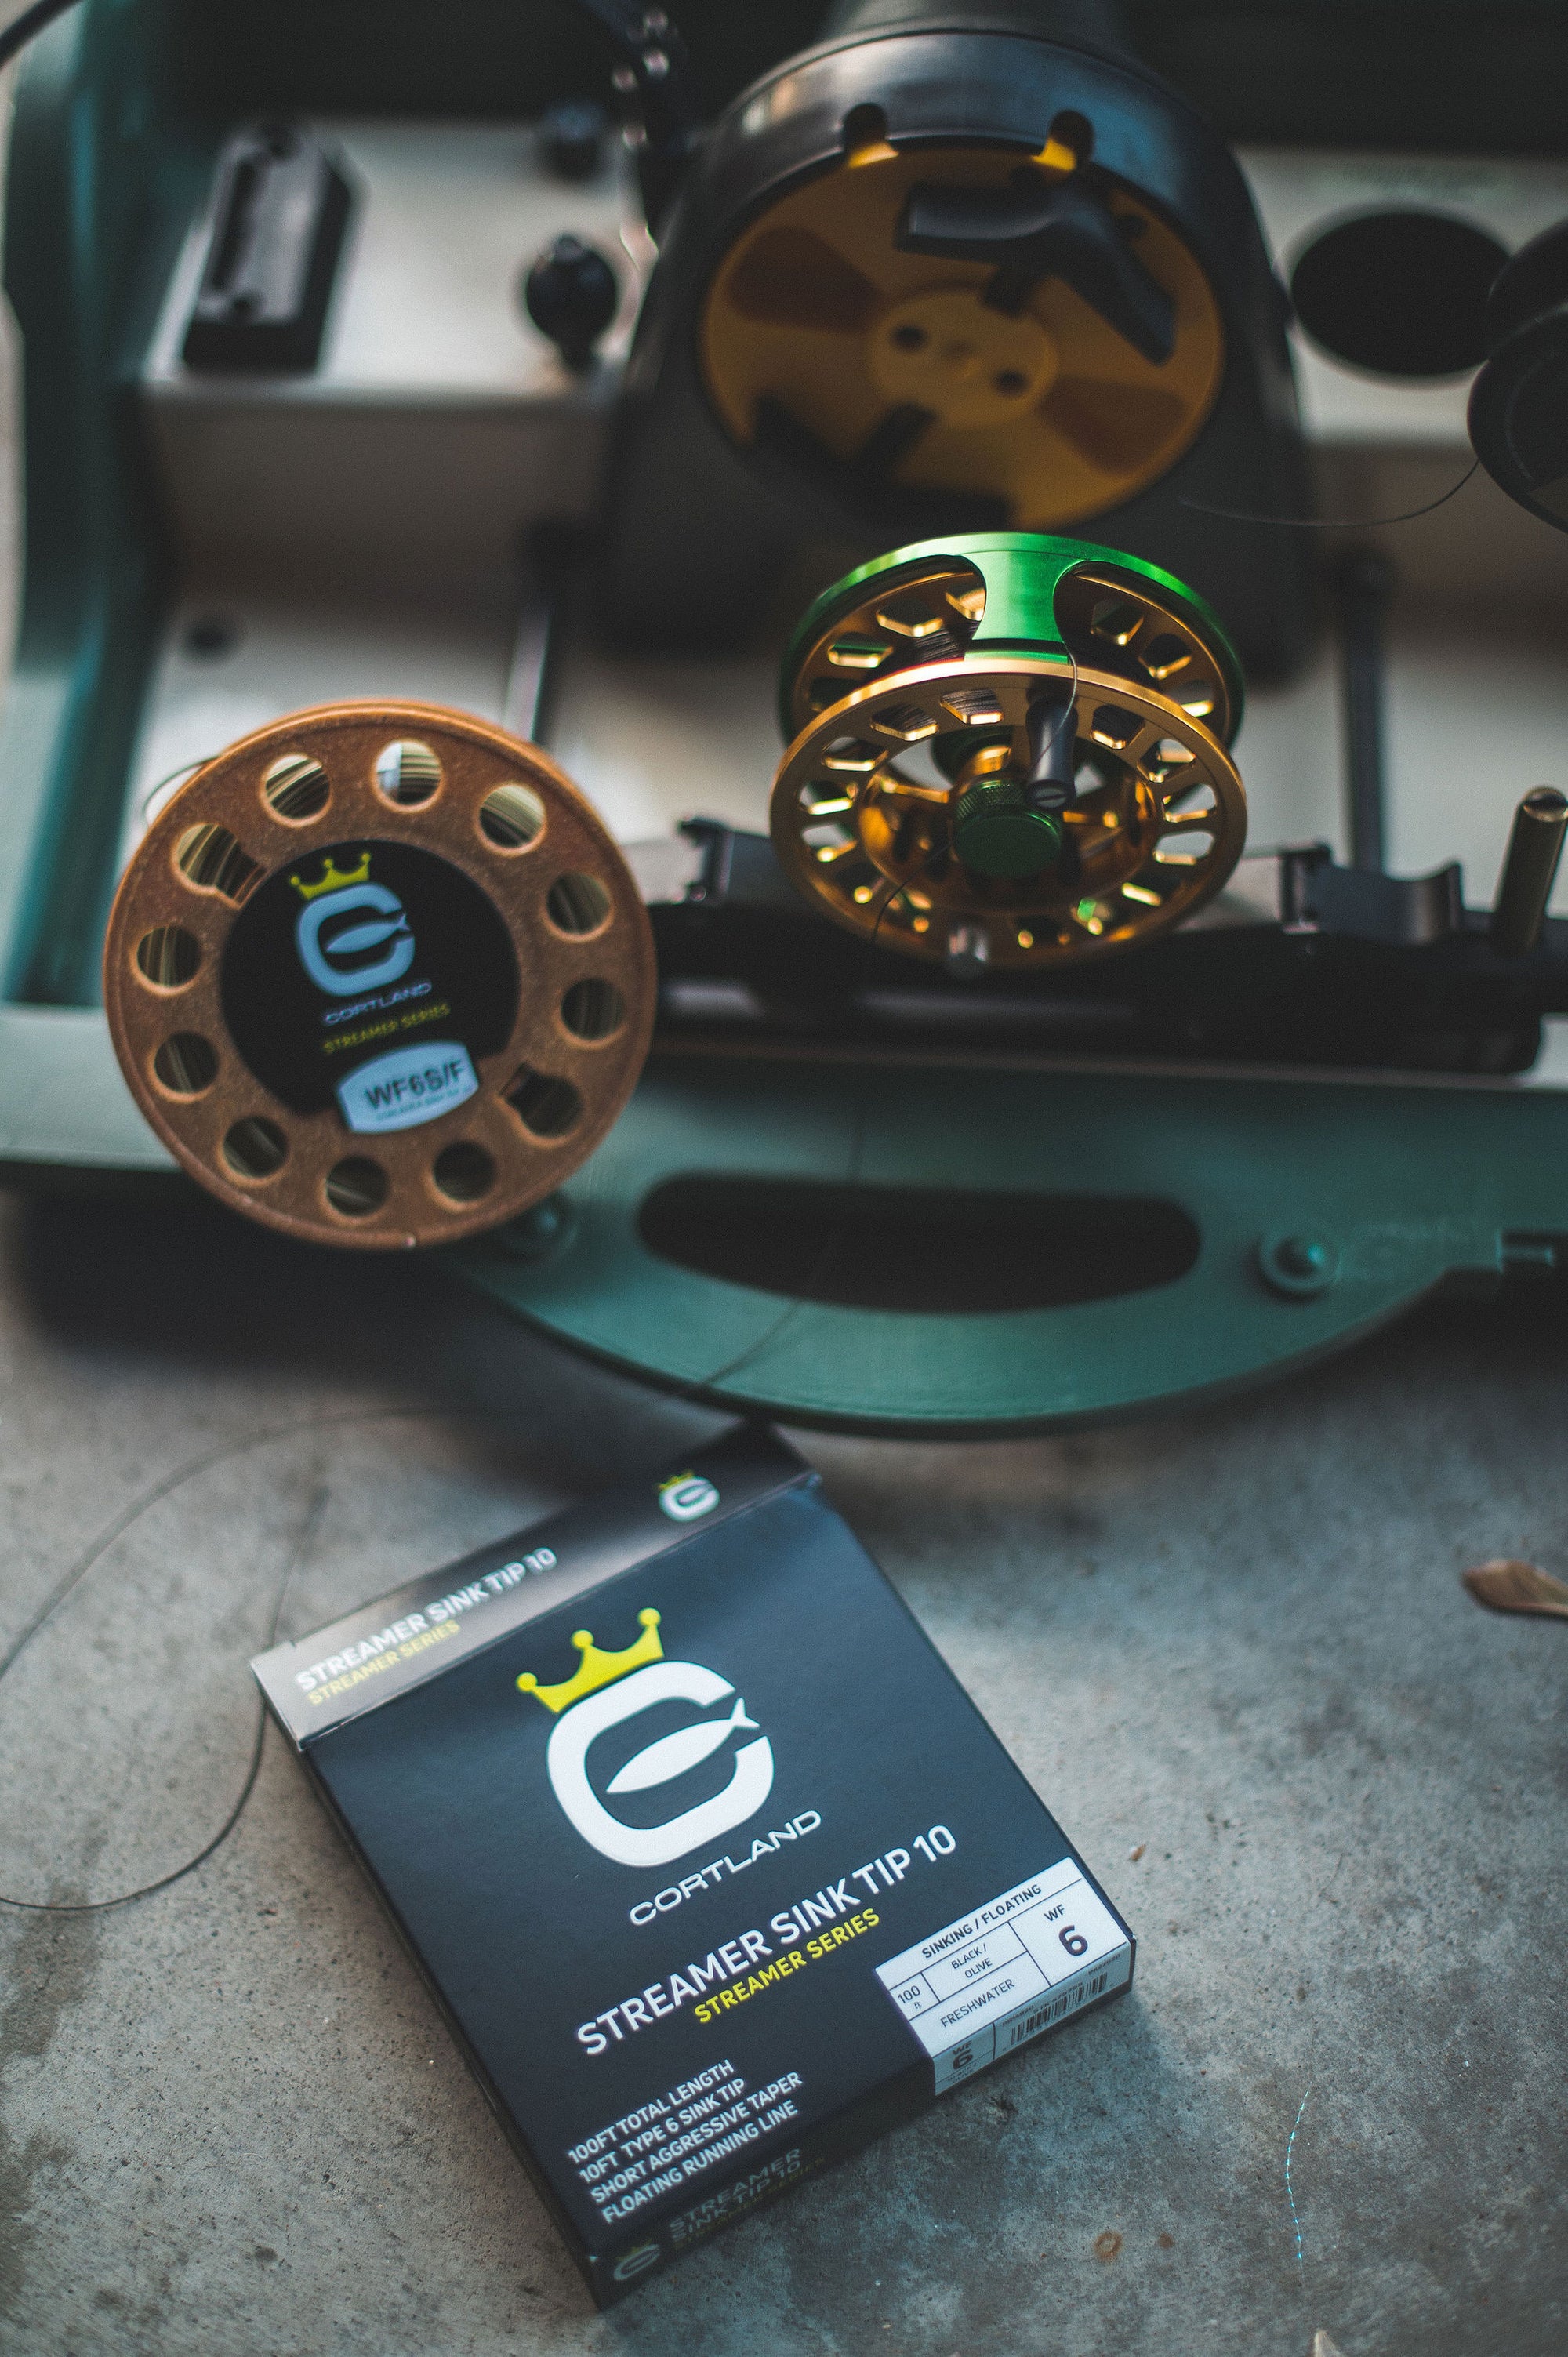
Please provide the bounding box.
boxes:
[452,1059,1568,1434]
[779,531,1245,745]
[0,0,210,1008]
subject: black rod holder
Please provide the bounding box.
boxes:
[1334,547,1396,872]
[1492,786,1568,954]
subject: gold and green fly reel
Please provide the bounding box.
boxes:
[770,532,1247,969]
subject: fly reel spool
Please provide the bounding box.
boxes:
[603,0,1312,677]
[699,130,1225,540]
[103,703,655,1248]
[770,531,1247,970]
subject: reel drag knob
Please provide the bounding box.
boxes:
[951,776,1063,880]
[524,233,619,370]
[769,531,1247,968]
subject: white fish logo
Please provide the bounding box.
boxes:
[296,881,415,997]
[325,913,410,957]
[605,1699,757,1796]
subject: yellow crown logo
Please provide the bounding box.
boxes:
[290,850,372,901]
[517,1607,662,1715]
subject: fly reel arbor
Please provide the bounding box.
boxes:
[103,703,655,1248]
[771,532,1247,971]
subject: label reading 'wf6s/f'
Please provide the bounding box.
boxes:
[877,1860,1131,2094]
[220,841,518,1131]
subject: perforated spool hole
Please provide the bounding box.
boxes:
[325,1157,389,1217]
[1141,634,1191,683]
[561,978,625,1040]
[478,782,546,850]
[1156,829,1214,864]
[175,824,261,902]
[1091,599,1143,648]
[546,871,611,935]
[262,754,330,823]
[1161,780,1216,817]
[222,1117,287,1179]
[506,1066,583,1138]
[134,925,201,989]
[153,1033,218,1095]
[822,738,884,774]
[373,739,442,807]
[1091,705,1143,750]
[827,637,890,671]
[431,1141,496,1203]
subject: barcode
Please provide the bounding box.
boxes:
[1001,1969,1109,2052]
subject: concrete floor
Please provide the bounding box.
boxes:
[0,1185,1563,2356]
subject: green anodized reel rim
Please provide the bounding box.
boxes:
[771,532,1247,970]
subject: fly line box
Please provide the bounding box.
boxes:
[252,1427,1134,2305]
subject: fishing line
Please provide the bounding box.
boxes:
[670,640,1080,1403]
[1284,2083,1312,2287]
[0,1414,412,1914]
[1181,457,1479,530]
[660,859,905,1400]
[0,644,1078,1908]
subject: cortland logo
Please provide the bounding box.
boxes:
[657,1471,719,1523]
[610,2243,661,2283]
[291,852,415,997]
[517,1609,774,1869]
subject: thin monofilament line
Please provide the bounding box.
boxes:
[0,1477,329,1912]
[1285,2085,1312,2287]
[0,652,1083,1905]
[1181,457,1479,529]
[687,638,1079,1400]
[0,1414,416,1913]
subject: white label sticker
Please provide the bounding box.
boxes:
[876,1861,1131,2094]
[336,1041,478,1134]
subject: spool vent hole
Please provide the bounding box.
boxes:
[478,783,546,850]
[1091,704,1143,750]
[1049,109,1093,164]
[373,739,442,807]
[431,1141,496,1203]
[546,871,611,935]
[223,1117,287,1179]
[821,738,884,773]
[263,753,331,822]
[325,1157,389,1217]
[1091,601,1143,647]
[875,594,945,641]
[1141,634,1191,681]
[506,1066,583,1138]
[1156,829,1214,863]
[561,978,625,1040]
[153,1033,218,1095]
[842,101,888,154]
[175,824,261,902]
[134,925,201,989]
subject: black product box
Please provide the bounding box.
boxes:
[252,1428,1134,2306]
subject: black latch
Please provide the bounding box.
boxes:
[183,125,355,376]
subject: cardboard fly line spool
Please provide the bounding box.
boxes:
[103,703,655,1248]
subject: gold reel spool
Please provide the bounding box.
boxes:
[701,142,1224,532]
[771,564,1247,970]
[103,703,655,1248]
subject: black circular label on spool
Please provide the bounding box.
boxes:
[220,840,519,1126]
